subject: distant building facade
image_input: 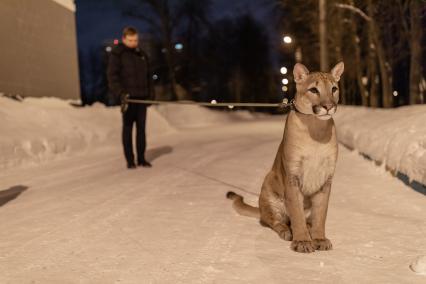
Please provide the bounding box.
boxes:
[0,0,80,100]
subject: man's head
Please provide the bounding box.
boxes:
[122,26,139,49]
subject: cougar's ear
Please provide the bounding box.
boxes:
[293,63,310,84]
[331,61,344,82]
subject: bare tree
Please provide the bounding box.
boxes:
[126,0,178,100]
[366,0,379,107]
[176,0,212,97]
[408,0,423,104]
[319,0,329,71]
[276,0,319,69]
[335,2,393,107]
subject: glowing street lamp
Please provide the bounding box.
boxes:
[283,36,292,44]
[175,43,184,50]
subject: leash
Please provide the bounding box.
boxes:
[120,95,295,113]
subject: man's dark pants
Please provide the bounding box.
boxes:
[122,103,147,165]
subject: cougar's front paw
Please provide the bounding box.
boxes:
[313,238,333,251]
[291,240,315,253]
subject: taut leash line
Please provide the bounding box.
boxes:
[121,96,294,113]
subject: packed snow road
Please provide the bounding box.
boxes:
[0,116,425,283]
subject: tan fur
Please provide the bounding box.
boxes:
[226,192,260,218]
[227,62,344,253]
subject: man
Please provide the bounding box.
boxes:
[107,26,153,169]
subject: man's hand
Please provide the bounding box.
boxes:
[120,93,130,113]
[120,93,129,103]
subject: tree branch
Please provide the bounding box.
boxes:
[124,9,160,30]
[334,3,372,22]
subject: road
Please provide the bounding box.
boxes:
[0,117,425,283]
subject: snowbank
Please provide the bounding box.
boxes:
[0,97,119,169]
[155,104,261,129]
[0,97,174,169]
[0,97,261,169]
[334,105,426,186]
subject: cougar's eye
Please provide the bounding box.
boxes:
[332,86,338,93]
[308,87,319,94]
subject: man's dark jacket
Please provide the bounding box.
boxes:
[107,43,153,99]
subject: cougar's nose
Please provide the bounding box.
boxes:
[323,103,334,111]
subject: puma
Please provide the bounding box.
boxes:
[227,62,344,253]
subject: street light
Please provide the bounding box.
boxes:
[175,43,183,51]
[283,36,292,44]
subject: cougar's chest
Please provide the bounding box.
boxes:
[300,145,336,196]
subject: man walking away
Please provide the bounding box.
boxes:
[107,26,153,169]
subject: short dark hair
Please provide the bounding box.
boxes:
[122,26,138,38]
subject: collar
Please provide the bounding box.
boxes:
[291,100,310,115]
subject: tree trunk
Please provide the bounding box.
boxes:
[369,19,393,108]
[333,3,346,104]
[231,67,242,103]
[367,0,378,107]
[349,14,368,106]
[375,32,393,107]
[319,0,329,71]
[161,18,177,100]
[358,0,393,108]
[409,0,422,104]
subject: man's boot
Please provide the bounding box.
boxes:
[127,161,137,169]
[138,160,152,168]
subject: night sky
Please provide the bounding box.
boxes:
[75,0,280,61]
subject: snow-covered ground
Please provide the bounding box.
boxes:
[0,98,425,283]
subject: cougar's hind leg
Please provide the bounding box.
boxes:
[273,220,292,241]
[259,194,292,241]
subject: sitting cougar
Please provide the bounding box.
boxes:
[227,62,344,253]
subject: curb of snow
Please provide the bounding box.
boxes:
[334,105,426,195]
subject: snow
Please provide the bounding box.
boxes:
[0,97,174,169]
[155,104,263,129]
[0,98,425,283]
[334,105,426,187]
[410,256,426,275]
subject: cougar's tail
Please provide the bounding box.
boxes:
[226,191,260,218]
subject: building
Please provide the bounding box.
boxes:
[0,0,80,100]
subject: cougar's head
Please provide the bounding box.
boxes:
[292,62,344,120]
